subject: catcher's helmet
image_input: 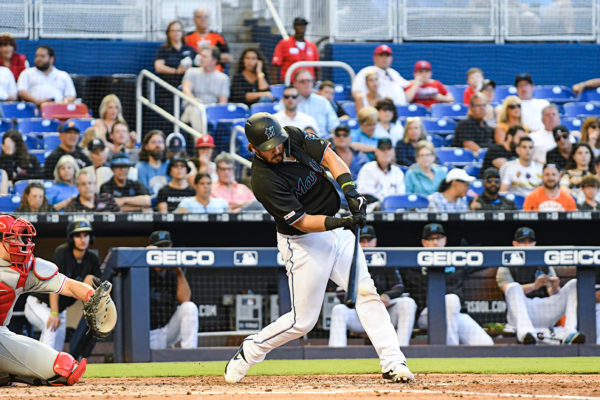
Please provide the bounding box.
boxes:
[245,112,288,152]
[0,214,36,274]
[66,218,94,247]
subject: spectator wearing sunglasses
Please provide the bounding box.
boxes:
[274,86,319,135]
[331,125,368,179]
[470,167,517,210]
[580,117,600,157]
[545,125,572,171]
[495,96,529,144]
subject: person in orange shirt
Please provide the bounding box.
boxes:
[185,8,231,71]
[523,163,577,211]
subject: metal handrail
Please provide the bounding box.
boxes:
[135,69,207,143]
[284,60,355,85]
[265,0,289,40]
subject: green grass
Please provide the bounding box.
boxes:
[85,357,600,378]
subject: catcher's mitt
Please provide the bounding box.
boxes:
[83,281,117,339]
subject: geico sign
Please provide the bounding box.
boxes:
[417,251,484,267]
[544,250,600,265]
[146,250,215,266]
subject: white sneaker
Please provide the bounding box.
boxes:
[382,362,414,383]
[224,342,251,383]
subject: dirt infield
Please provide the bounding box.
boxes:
[3,374,600,400]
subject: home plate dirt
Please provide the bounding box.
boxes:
[3,374,600,400]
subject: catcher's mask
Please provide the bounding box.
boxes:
[0,214,36,274]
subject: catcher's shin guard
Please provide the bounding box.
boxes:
[47,352,87,386]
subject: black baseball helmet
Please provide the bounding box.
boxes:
[245,112,288,152]
[66,218,94,247]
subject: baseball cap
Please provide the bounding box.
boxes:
[195,135,215,148]
[445,168,476,183]
[87,138,105,152]
[414,60,432,72]
[359,225,376,240]
[166,132,186,153]
[422,223,446,239]
[514,73,533,86]
[293,17,308,25]
[377,138,392,150]
[482,167,500,180]
[373,44,393,56]
[167,155,191,175]
[514,227,535,242]
[149,230,172,246]
[552,125,569,138]
[110,152,132,168]
[59,121,80,134]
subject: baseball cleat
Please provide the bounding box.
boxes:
[224,342,250,383]
[382,362,414,383]
[563,331,585,345]
[519,332,537,345]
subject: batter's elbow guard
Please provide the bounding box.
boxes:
[48,352,87,386]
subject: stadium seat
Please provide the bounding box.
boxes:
[0,102,38,119]
[16,118,61,134]
[533,85,576,104]
[427,134,445,148]
[14,179,53,196]
[339,118,358,130]
[205,104,249,125]
[213,119,236,153]
[464,163,482,178]
[250,102,277,115]
[0,119,12,133]
[341,102,356,119]
[421,117,457,136]
[477,148,488,163]
[562,117,584,132]
[493,85,518,103]
[41,103,90,120]
[446,85,467,103]
[563,102,600,118]
[65,118,96,132]
[469,180,484,195]
[333,85,352,102]
[444,134,454,146]
[381,194,429,212]
[30,149,46,165]
[0,195,21,212]
[396,104,428,118]
[270,84,285,100]
[436,147,476,167]
[430,103,468,120]
[23,133,43,150]
[43,134,61,151]
[504,193,525,210]
[578,87,600,102]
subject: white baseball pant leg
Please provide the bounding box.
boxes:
[0,326,59,381]
[243,228,407,373]
[23,296,66,352]
[150,301,199,349]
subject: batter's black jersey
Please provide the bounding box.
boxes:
[251,126,340,235]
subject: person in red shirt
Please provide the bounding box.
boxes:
[0,34,28,80]
[271,17,319,83]
[462,67,484,105]
[185,8,231,72]
[523,163,577,211]
[405,60,454,108]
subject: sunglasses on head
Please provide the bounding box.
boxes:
[283,94,298,99]
[507,104,521,109]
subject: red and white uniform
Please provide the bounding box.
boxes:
[272,37,319,82]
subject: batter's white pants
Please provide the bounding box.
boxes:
[504,279,578,342]
[0,326,58,381]
[149,301,199,349]
[242,228,407,373]
[23,295,67,352]
[328,297,416,347]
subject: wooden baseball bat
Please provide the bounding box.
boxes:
[344,225,361,309]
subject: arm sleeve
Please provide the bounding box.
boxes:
[382,269,405,300]
[285,126,330,163]
[156,187,168,205]
[25,271,67,294]
[405,171,415,193]
[155,46,168,61]
[64,74,76,98]
[252,175,305,226]
[216,34,229,54]
[438,81,448,96]
[16,69,29,91]
[351,69,367,93]
[496,267,514,288]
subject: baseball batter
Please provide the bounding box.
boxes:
[224,113,413,384]
[0,215,97,386]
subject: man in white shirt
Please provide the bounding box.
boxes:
[515,73,549,132]
[352,45,412,106]
[357,138,405,202]
[530,104,575,164]
[17,45,76,106]
[274,86,319,135]
[293,69,339,136]
[500,136,543,196]
[0,66,16,101]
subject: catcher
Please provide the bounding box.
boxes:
[0,215,116,386]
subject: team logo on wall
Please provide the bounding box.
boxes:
[234,251,258,266]
[364,251,386,266]
[502,251,526,266]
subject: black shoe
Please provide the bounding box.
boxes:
[520,332,536,345]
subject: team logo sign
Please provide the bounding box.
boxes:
[234,251,258,266]
[264,126,276,140]
[502,251,526,266]
[364,251,386,266]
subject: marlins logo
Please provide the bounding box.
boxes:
[264,126,276,140]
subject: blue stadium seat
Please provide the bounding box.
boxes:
[427,134,445,148]
[578,87,600,102]
[14,179,53,196]
[250,102,277,115]
[504,193,525,210]
[562,117,584,132]
[464,163,481,178]
[533,85,576,104]
[381,194,429,212]
[16,118,61,134]
[341,102,356,119]
[469,180,484,195]
[396,104,428,118]
[493,85,518,103]
[477,147,488,163]
[563,102,600,118]
[339,118,358,130]
[430,103,468,120]
[446,85,467,103]
[0,119,12,133]
[205,104,249,126]
[333,85,352,102]
[0,195,21,212]
[43,134,61,151]
[65,118,96,132]
[421,117,457,135]
[270,84,285,100]
[23,133,43,150]
[0,102,38,119]
[436,147,476,167]
[444,134,454,146]
[30,149,46,165]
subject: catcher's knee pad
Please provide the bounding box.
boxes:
[48,352,87,386]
